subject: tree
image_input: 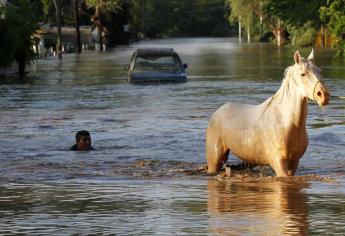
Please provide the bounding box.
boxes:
[265,0,325,26]
[228,0,264,43]
[320,0,345,56]
[227,0,328,47]
[85,0,123,51]
[264,0,327,46]
[40,0,86,54]
[53,0,62,58]
[74,0,82,53]
[0,6,13,68]
[129,0,230,39]
[0,0,38,76]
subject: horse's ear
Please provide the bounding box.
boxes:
[307,48,314,61]
[294,51,302,64]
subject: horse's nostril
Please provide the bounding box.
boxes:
[317,91,322,97]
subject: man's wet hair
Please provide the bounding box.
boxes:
[75,130,91,141]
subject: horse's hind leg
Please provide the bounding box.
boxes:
[206,131,227,174]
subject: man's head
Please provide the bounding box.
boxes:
[75,130,92,151]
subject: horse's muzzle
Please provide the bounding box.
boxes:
[314,82,330,106]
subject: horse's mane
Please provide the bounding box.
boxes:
[259,60,320,121]
[274,66,294,103]
[257,67,292,120]
[258,64,299,121]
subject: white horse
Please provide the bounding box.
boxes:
[206,50,330,176]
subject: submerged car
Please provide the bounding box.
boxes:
[128,48,188,84]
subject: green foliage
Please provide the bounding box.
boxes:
[320,0,345,56]
[263,0,327,46]
[228,0,328,45]
[228,0,262,25]
[286,21,317,47]
[264,0,327,27]
[128,0,153,37]
[0,0,38,73]
[85,0,123,12]
[227,0,273,41]
[38,0,88,25]
[129,0,230,38]
[0,6,13,67]
[40,0,50,18]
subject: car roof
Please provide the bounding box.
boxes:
[134,48,178,56]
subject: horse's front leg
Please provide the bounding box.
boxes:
[271,158,291,177]
[287,159,300,176]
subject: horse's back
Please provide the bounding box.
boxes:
[209,101,268,129]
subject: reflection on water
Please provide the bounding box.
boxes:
[0,180,209,235]
[1,178,345,235]
[207,179,309,235]
[0,38,344,234]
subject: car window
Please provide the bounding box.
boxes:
[133,55,182,71]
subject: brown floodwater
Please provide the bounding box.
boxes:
[0,38,344,235]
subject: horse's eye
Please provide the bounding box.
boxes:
[301,73,306,77]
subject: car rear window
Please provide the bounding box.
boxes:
[133,55,182,71]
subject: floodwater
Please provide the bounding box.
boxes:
[0,38,344,235]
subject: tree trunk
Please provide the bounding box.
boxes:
[277,19,281,46]
[238,16,242,43]
[143,0,146,37]
[74,0,82,53]
[321,25,325,47]
[96,0,103,51]
[247,16,251,43]
[18,59,26,77]
[54,0,63,59]
[260,15,263,38]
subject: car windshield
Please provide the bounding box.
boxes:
[133,54,182,71]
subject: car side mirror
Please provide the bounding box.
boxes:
[183,63,188,69]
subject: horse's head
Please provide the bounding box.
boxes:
[292,50,330,106]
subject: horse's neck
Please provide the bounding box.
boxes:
[269,75,308,128]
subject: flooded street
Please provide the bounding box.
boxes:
[0,38,345,234]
